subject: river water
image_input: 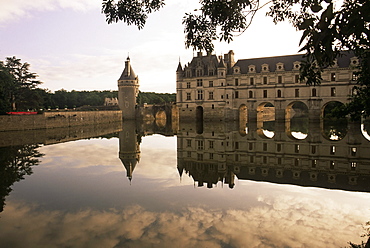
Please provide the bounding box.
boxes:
[0,118,369,248]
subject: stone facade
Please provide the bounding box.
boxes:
[0,111,122,132]
[176,50,359,121]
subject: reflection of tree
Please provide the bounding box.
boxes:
[323,119,348,141]
[0,144,43,212]
[290,117,309,134]
[262,121,275,132]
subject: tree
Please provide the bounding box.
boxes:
[102,0,370,119]
[0,56,42,111]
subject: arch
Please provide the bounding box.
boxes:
[361,118,370,142]
[277,89,282,98]
[321,101,348,141]
[257,102,275,139]
[286,101,309,140]
[196,106,203,121]
[239,104,248,136]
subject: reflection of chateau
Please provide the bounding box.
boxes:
[176,50,358,121]
[177,120,370,191]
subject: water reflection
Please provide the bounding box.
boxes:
[0,119,369,247]
[178,119,370,192]
[0,144,43,212]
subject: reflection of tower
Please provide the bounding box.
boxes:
[118,57,139,120]
[119,120,141,182]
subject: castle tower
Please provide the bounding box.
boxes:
[118,56,139,120]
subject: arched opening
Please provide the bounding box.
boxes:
[239,104,248,136]
[196,106,203,134]
[286,101,308,140]
[321,101,348,141]
[277,90,282,98]
[361,118,370,141]
[257,102,275,139]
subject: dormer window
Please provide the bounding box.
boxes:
[248,65,256,73]
[350,57,359,67]
[276,62,284,71]
[233,66,241,74]
[293,61,301,70]
[262,63,269,72]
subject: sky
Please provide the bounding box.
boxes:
[0,0,304,93]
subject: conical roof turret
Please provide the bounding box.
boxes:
[119,56,137,81]
[218,57,226,68]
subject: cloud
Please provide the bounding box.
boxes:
[0,0,99,24]
[1,195,368,248]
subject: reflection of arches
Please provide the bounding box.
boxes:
[196,106,203,121]
[362,119,370,142]
[286,101,309,140]
[321,101,344,119]
[239,104,248,136]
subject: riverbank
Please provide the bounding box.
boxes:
[0,110,122,132]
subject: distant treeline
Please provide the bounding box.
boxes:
[40,90,175,109]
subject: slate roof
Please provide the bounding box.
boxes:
[118,58,137,81]
[234,51,355,73]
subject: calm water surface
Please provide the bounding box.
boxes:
[0,119,370,248]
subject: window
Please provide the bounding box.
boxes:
[209,70,214,76]
[295,89,299,97]
[187,151,191,157]
[331,73,336,81]
[277,90,282,98]
[211,104,214,109]
[197,153,203,161]
[197,90,203,100]
[248,142,253,150]
[209,92,214,100]
[250,77,254,85]
[221,95,224,99]
[209,153,214,159]
[263,90,267,98]
[330,161,335,169]
[263,156,267,163]
[186,93,191,100]
[186,139,192,147]
[331,87,336,96]
[235,142,239,149]
[263,76,268,84]
[263,143,267,151]
[209,141,214,149]
[196,70,202,77]
[351,147,357,156]
[197,79,203,87]
[278,158,282,165]
[186,82,191,88]
[312,88,317,97]
[278,75,282,84]
[226,94,229,99]
[197,140,204,150]
[249,91,253,98]
[352,73,358,81]
[209,81,213,87]
[295,75,300,83]
[311,145,316,154]
[235,91,239,98]
[351,162,357,170]
[277,143,281,152]
[235,78,239,86]
[330,145,336,155]
[312,159,317,168]
[295,158,299,166]
[295,144,300,153]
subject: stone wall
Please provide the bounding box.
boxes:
[0,111,122,132]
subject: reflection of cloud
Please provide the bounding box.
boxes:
[1,194,368,248]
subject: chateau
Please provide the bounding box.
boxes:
[176,50,359,121]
